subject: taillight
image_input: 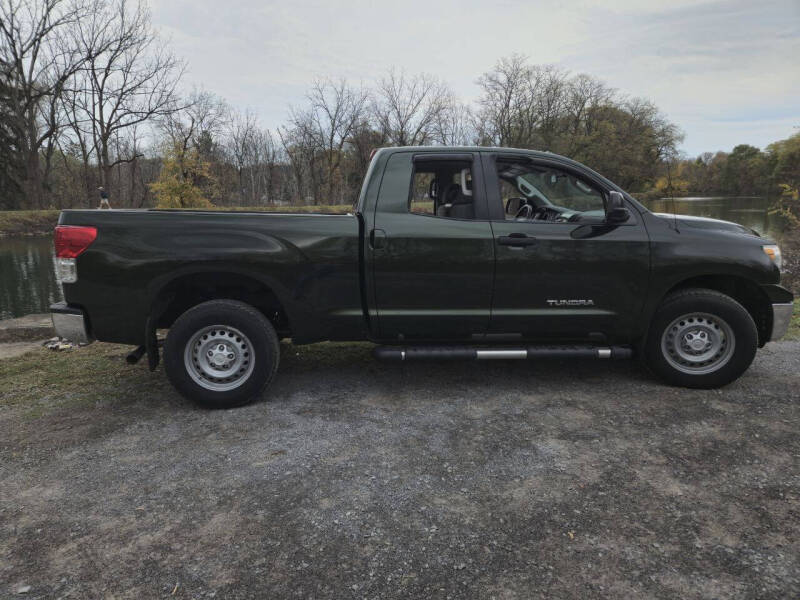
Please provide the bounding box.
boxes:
[54,226,97,258]
[54,226,96,284]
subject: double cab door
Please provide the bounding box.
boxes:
[484,153,650,340]
[369,150,650,343]
[370,151,495,341]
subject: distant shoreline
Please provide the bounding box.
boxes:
[0,210,60,238]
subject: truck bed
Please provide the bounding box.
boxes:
[58,209,364,345]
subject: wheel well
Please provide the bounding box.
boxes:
[153,272,291,338]
[664,275,771,346]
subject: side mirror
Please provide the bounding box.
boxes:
[606,191,630,224]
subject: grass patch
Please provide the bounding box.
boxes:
[0,340,375,418]
[0,343,168,415]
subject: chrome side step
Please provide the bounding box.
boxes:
[374,345,633,361]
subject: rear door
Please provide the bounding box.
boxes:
[370,151,495,341]
[483,153,650,341]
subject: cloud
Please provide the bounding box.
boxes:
[149,0,799,155]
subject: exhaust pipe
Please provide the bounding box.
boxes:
[126,345,147,365]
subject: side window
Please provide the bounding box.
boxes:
[410,161,476,220]
[496,160,606,221]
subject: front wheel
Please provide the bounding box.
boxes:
[644,288,758,389]
[164,300,280,408]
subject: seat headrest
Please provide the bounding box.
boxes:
[445,183,471,206]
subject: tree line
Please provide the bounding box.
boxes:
[1,0,796,213]
[652,134,800,200]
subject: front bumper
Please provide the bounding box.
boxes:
[50,302,93,345]
[770,303,794,341]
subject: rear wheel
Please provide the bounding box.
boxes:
[645,288,757,388]
[164,300,279,408]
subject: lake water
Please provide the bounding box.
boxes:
[641,196,783,241]
[0,197,783,320]
[1,236,64,321]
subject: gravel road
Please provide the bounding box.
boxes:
[1,341,799,599]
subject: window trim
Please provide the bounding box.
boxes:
[412,152,474,163]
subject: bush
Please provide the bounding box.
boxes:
[150,144,214,209]
[769,184,800,229]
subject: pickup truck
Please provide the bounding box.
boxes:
[50,146,794,408]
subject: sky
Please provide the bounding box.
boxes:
[150,0,800,157]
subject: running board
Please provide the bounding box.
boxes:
[374,345,633,361]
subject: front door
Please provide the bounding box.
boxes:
[484,154,650,341]
[371,152,495,341]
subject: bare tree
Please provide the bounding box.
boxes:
[277,122,314,204]
[348,116,383,190]
[531,65,568,150]
[432,91,473,146]
[474,57,571,149]
[163,89,227,157]
[251,126,279,205]
[224,108,282,206]
[226,107,258,204]
[473,54,535,147]
[373,69,450,146]
[0,56,26,208]
[0,0,90,208]
[68,0,183,201]
[564,74,613,136]
[282,78,368,204]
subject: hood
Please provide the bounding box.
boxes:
[653,213,761,237]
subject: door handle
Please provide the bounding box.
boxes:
[498,233,537,247]
[370,228,387,250]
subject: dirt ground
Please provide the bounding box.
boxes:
[1,341,799,599]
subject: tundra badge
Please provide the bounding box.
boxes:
[547,299,595,306]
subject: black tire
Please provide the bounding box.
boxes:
[164,300,279,408]
[644,288,758,389]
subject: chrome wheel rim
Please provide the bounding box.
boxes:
[184,325,254,391]
[661,312,735,375]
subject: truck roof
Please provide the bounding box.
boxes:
[377,145,555,157]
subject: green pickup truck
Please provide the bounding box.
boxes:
[51,147,793,407]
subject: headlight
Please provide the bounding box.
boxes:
[762,245,782,271]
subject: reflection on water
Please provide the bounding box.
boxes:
[641,196,782,241]
[0,236,63,320]
[0,197,783,320]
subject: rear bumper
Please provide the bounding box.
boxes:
[50,302,93,345]
[770,303,794,341]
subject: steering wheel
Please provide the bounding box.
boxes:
[514,204,533,220]
[530,206,551,221]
